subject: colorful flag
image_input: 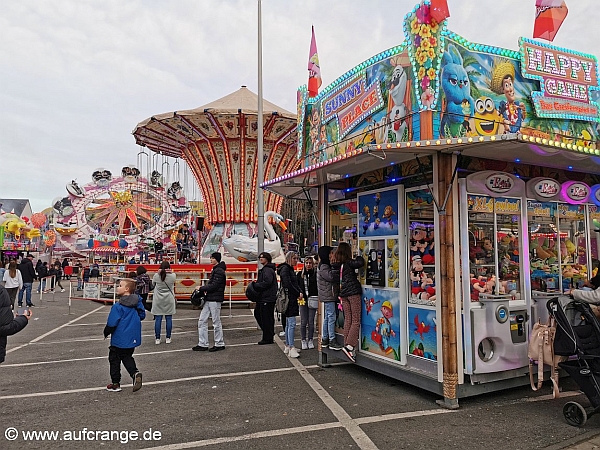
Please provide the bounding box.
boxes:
[307,26,322,98]
[430,0,450,23]
[534,0,568,42]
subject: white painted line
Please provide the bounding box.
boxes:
[137,423,343,450]
[0,366,303,400]
[353,408,454,424]
[66,315,254,326]
[6,306,106,354]
[0,342,260,367]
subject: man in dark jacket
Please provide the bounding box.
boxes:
[0,285,32,363]
[192,253,227,352]
[252,252,278,345]
[18,254,37,307]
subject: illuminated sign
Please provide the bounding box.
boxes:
[520,37,600,122]
[485,173,514,194]
[321,73,384,139]
[561,181,590,204]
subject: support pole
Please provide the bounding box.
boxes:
[437,153,459,409]
[256,0,265,266]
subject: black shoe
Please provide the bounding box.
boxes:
[328,341,343,351]
[192,345,209,351]
[27,304,35,307]
[208,346,225,352]
[258,340,274,345]
[18,303,22,307]
[321,338,329,348]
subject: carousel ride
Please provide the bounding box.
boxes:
[51,163,196,258]
[132,86,299,262]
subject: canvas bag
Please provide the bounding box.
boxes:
[528,317,561,398]
[275,286,289,313]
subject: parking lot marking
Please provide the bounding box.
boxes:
[66,315,254,326]
[0,366,306,400]
[6,306,106,354]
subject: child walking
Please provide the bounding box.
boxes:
[103,278,145,392]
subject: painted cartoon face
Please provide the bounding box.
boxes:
[474,97,500,136]
[503,76,516,102]
[381,305,393,319]
[443,66,470,104]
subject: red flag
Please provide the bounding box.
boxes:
[430,0,450,23]
[307,26,322,98]
[534,0,568,42]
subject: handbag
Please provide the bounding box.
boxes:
[190,289,205,308]
[275,286,289,313]
[307,295,319,309]
[245,282,260,302]
[528,317,561,398]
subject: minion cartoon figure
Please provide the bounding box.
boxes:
[375,301,396,354]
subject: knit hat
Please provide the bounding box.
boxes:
[211,252,222,262]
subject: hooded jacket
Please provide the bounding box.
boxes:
[339,255,365,298]
[18,258,37,284]
[199,261,227,303]
[0,285,28,363]
[277,263,300,317]
[317,246,338,303]
[104,293,146,349]
[253,262,277,303]
[298,267,318,299]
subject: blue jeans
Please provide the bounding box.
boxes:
[154,315,172,339]
[18,282,33,306]
[37,279,46,293]
[322,302,336,341]
[285,316,296,348]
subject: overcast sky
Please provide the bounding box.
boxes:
[1,0,598,213]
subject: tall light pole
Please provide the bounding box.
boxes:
[257,0,265,265]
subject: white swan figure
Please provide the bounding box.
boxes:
[222,211,287,262]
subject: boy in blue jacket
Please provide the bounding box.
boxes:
[104,278,145,392]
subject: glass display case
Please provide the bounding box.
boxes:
[467,195,523,301]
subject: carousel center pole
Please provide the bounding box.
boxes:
[256,0,265,266]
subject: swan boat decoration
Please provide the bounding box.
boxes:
[222,211,287,262]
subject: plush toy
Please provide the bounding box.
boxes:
[470,273,486,301]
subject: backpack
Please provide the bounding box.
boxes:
[275,285,289,314]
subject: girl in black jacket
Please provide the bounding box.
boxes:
[297,256,318,349]
[335,242,365,363]
[253,252,277,345]
[277,252,302,358]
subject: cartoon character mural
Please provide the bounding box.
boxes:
[439,44,474,138]
[361,287,400,361]
[358,188,399,238]
[489,59,526,133]
[408,307,437,360]
[386,60,409,143]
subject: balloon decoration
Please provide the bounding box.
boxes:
[44,230,56,247]
[30,212,47,229]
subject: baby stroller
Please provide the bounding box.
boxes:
[548,296,600,426]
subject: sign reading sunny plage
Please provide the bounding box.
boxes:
[520,37,600,122]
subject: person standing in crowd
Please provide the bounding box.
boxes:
[151,261,176,344]
[3,261,23,310]
[83,264,91,287]
[18,254,36,308]
[76,263,84,290]
[90,264,100,280]
[103,278,145,392]
[0,259,6,285]
[297,256,318,350]
[192,252,226,352]
[47,264,57,293]
[0,285,32,364]
[277,252,302,358]
[37,261,49,294]
[317,246,342,350]
[135,266,152,311]
[54,263,65,293]
[61,258,70,279]
[335,242,365,363]
[252,252,278,345]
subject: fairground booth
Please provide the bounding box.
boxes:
[263,2,600,405]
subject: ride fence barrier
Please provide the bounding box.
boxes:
[34,275,56,308]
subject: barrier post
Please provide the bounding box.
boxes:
[228,282,233,318]
[67,280,73,315]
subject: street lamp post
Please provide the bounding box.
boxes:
[257,0,265,265]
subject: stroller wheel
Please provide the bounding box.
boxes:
[563,401,588,427]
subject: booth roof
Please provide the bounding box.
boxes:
[263,132,600,199]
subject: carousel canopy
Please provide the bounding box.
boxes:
[132,86,299,224]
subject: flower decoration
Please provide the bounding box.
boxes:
[405,3,446,110]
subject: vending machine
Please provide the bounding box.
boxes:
[459,171,531,378]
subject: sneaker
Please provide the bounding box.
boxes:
[257,340,274,345]
[155,338,161,345]
[329,341,343,351]
[278,331,286,337]
[301,340,308,350]
[284,346,290,355]
[61,289,65,293]
[165,337,172,344]
[208,346,225,352]
[133,372,143,392]
[308,339,315,349]
[27,304,35,307]
[288,347,300,358]
[192,345,209,351]
[321,338,329,348]
[342,346,356,363]
[106,383,122,392]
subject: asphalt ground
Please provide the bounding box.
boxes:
[2,289,600,449]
